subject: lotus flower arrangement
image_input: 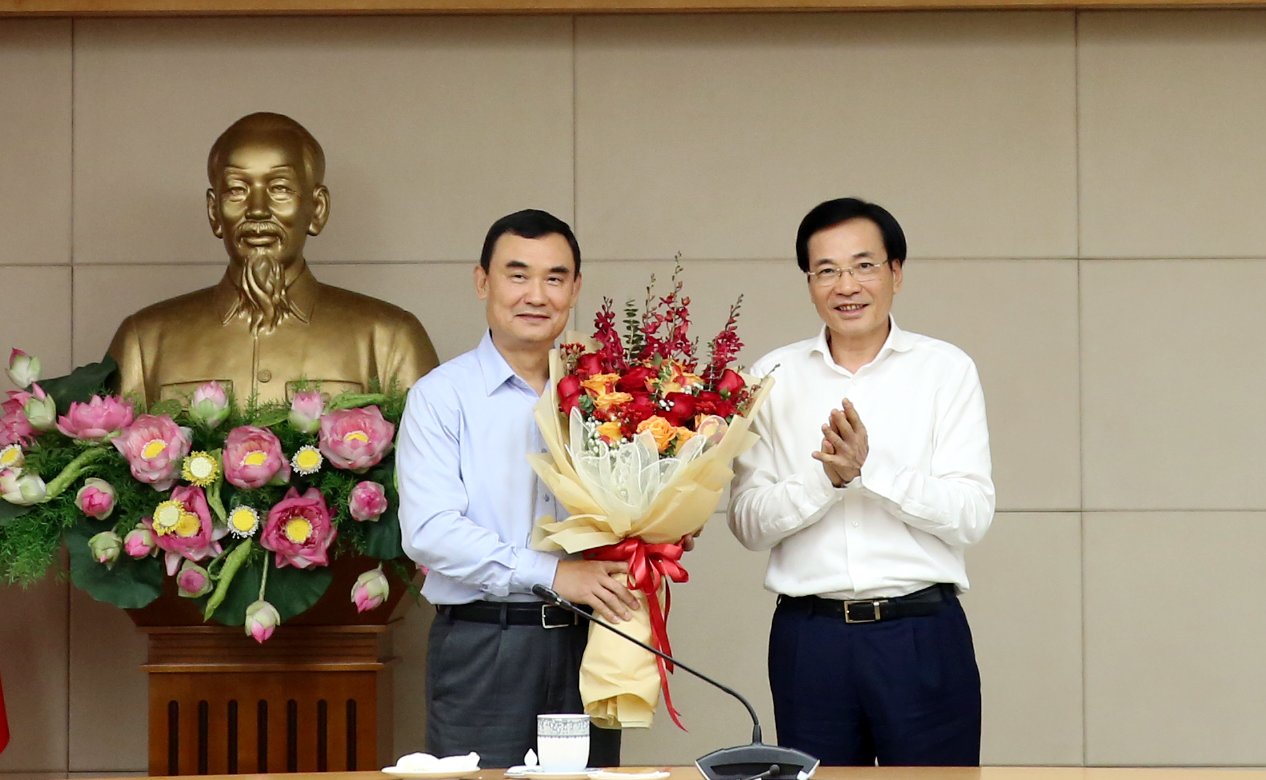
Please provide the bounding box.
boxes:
[0,349,411,642]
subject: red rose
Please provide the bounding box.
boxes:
[558,374,583,416]
[696,391,735,418]
[716,369,746,397]
[616,365,658,394]
[661,392,697,427]
[576,353,605,379]
[622,393,658,427]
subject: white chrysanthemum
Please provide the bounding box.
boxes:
[227,506,260,539]
[290,445,323,476]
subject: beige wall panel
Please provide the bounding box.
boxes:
[964,512,1082,766]
[72,16,573,265]
[70,264,224,365]
[898,259,1079,511]
[622,514,777,765]
[1084,512,1266,764]
[0,20,71,267]
[0,266,73,393]
[0,577,69,774]
[66,591,146,771]
[1079,11,1266,259]
[1082,259,1266,510]
[314,261,491,365]
[575,13,1076,262]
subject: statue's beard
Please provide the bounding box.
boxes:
[225,221,308,335]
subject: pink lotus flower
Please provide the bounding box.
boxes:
[244,599,281,644]
[147,485,226,575]
[21,383,56,432]
[223,426,289,489]
[188,381,230,430]
[112,414,193,491]
[6,348,40,388]
[88,531,122,566]
[123,526,156,558]
[288,390,325,434]
[56,395,134,441]
[0,391,35,448]
[318,406,395,472]
[259,487,336,569]
[75,478,116,520]
[348,480,388,522]
[351,567,390,613]
[176,560,212,598]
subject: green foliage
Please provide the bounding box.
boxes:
[39,354,118,407]
[66,519,163,608]
[196,554,333,626]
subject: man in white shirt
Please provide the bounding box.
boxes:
[728,197,994,766]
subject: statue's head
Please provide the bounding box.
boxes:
[206,112,330,274]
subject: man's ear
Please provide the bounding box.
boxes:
[474,264,490,301]
[207,189,223,238]
[308,185,331,237]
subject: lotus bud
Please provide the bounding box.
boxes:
[88,531,122,566]
[351,567,390,613]
[123,526,156,558]
[22,383,56,431]
[6,348,40,389]
[288,390,325,434]
[176,560,213,598]
[1,469,46,505]
[188,381,230,429]
[244,599,281,644]
[348,480,388,522]
[75,478,117,520]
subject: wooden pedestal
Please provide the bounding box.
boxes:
[141,624,394,775]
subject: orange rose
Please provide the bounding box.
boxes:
[582,373,621,397]
[674,426,696,450]
[636,415,676,453]
[596,421,624,444]
[593,391,633,414]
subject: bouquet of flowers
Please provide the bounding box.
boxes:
[0,349,408,642]
[529,264,772,730]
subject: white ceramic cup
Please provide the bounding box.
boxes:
[536,714,590,771]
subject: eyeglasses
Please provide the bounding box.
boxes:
[806,260,890,287]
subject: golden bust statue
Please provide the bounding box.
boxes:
[108,112,439,407]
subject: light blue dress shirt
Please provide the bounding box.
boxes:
[396,330,563,605]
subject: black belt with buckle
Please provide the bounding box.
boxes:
[778,583,956,624]
[440,601,587,629]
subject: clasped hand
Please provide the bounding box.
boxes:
[812,398,868,488]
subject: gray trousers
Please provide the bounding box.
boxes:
[426,608,622,768]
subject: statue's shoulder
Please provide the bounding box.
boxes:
[117,285,222,329]
[314,281,422,327]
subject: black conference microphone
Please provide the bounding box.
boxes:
[531,584,819,780]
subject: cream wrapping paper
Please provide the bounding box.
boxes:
[528,347,772,729]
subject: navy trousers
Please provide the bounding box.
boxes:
[768,590,981,766]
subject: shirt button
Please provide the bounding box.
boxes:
[258,369,272,383]
[851,521,860,528]
[544,495,553,502]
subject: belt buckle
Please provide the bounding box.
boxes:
[541,605,576,629]
[843,599,886,624]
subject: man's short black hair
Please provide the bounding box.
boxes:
[479,209,581,275]
[795,198,907,272]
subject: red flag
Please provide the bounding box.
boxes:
[0,670,9,754]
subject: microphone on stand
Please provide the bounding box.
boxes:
[531,584,819,780]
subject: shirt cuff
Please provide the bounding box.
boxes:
[509,548,561,596]
[858,447,901,501]
[799,466,846,515]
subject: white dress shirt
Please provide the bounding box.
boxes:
[396,330,563,605]
[728,319,994,600]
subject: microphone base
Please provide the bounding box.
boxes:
[695,742,820,780]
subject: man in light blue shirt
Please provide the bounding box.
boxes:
[396,209,638,766]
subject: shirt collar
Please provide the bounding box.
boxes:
[475,330,520,396]
[810,316,915,369]
[212,261,320,322]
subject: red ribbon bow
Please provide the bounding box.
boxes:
[585,536,691,730]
